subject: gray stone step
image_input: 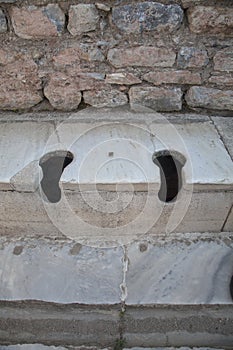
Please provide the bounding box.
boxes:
[0,302,233,348]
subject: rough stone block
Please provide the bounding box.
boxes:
[177,47,209,69]
[112,2,183,34]
[213,48,233,72]
[83,88,128,108]
[0,51,42,110]
[186,87,233,111]
[0,237,123,303]
[44,73,82,111]
[0,8,7,33]
[108,47,176,68]
[129,87,183,112]
[11,4,65,39]
[106,73,141,85]
[143,70,201,85]
[187,6,233,35]
[126,234,233,304]
[44,72,106,110]
[209,73,233,86]
[68,4,99,36]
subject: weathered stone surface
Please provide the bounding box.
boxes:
[188,6,233,34]
[124,305,233,347]
[214,48,233,72]
[126,234,233,304]
[0,118,232,241]
[44,72,105,110]
[0,8,7,33]
[68,4,99,36]
[0,302,120,346]
[11,4,65,39]
[83,87,128,108]
[143,70,201,85]
[0,53,42,110]
[106,73,141,85]
[0,345,68,349]
[0,238,123,303]
[186,87,233,111]
[224,205,233,232]
[177,47,209,68]
[129,87,182,111]
[209,74,233,86]
[96,2,111,12]
[181,0,202,8]
[212,116,233,159]
[112,2,183,34]
[108,47,176,68]
[44,74,82,111]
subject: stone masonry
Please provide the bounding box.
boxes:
[0,0,232,113]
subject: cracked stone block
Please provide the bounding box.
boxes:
[112,2,183,34]
[68,4,99,36]
[126,233,233,304]
[11,4,65,39]
[0,238,123,303]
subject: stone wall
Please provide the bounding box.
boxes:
[0,0,232,114]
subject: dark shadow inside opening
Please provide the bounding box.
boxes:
[39,151,74,203]
[153,151,185,203]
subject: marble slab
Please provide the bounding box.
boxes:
[0,237,123,304]
[125,233,233,304]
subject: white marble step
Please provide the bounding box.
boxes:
[0,233,232,305]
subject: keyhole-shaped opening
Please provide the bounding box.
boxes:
[152,150,186,203]
[39,150,74,203]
